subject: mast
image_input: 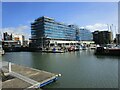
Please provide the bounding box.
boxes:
[107,24,110,31]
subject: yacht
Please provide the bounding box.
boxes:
[0,45,5,55]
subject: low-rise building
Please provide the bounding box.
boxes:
[13,34,25,46]
[3,32,12,40]
[116,34,120,45]
[93,31,112,45]
[2,40,21,48]
[2,32,26,48]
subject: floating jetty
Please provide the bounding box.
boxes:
[1,62,61,89]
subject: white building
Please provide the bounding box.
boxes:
[13,34,25,46]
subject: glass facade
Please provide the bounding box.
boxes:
[44,17,77,40]
[79,29,93,41]
[31,16,78,40]
[30,16,93,47]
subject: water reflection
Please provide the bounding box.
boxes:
[2,51,118,88]
[95,55,120,60]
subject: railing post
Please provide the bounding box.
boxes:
[8,62,11,73]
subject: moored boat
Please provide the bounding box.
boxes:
[95,46,120,56]
[0,49,5,55]
[0,46,5,55]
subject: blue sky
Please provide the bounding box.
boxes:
[2,2,118,39]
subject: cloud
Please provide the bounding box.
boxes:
[85,23,108,32]
[84,23,118,38]
[1,25,30,40]
[27,19,35,24]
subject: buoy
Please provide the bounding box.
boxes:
[55,75,58,77]
[55,74,61,77]
[58,74,62,77]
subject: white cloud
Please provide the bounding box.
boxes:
[79,27,85,29]
[27,19,35,24]
[1,25,30,40]
[84,23,118,38]
[85,23,108,32]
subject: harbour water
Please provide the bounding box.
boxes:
[2,50,119,88]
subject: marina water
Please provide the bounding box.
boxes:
[2,50,119,88]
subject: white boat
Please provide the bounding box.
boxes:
[0,45,5,55]
[0,49,5,55]
[82,45,88,50]
[79,45,83,50]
